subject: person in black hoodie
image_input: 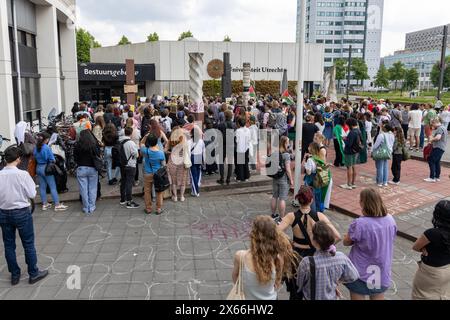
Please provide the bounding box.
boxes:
[74,130,101,215]
[141,107,152,138]
[103,123,120,185]
[217,110,235,185]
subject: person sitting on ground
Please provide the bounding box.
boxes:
[297,221,359,300]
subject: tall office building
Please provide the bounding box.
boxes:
[405,24,450,52]
[0,0,78,140]
[297,0,384,87]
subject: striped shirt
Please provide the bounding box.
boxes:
[297,251,359,300]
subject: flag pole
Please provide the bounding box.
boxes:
[293,0,306,206]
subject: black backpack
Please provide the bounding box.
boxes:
[147,150,170,192]
[112,140,131,169]
[266,153,286,179]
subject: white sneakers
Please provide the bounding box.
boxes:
[424,178,437,183]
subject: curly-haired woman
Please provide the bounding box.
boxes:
[232,216,298,300]
[167,128,190,202]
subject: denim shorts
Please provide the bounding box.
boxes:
[345,279,389,296]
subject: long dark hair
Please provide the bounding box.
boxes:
[432,201,450,251]
[78,130,98,153]
[36,132,50,152]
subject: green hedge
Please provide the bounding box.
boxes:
[203,80,298,97]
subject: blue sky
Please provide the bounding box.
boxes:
[76,0,449,57]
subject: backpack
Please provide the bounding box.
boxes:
[112,140,131,169]
[275,113,288,133]
[312,157,330,189]
[267,112,277,128]
[266,153,286,179]
[351,130,364,154]
[160,117,171,134]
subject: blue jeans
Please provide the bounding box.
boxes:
[420,125,425,148]
[37,164,59,205]
[375,160,389,185]
[428,148,445,179]
[77,166,98,213]
[0,207,39,278]
[104,146,120,182]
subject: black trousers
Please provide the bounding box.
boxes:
[120,166,136,202]
[219,152,233,182]
[401,124,409,140]
[333,139,344,167]
[392,154,403,183]
[235,150,250,182]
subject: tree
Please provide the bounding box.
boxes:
[388,61,406,91]
[430,56,450,88]
[374,64,390,89]
[76,28,102,63]
[178,31,194,41]
[223,35,231,42]
[351,58,369,86]
[118,35,131,45]
[334,58,347,90]
[147,32,159,42]
[403,68,419,91]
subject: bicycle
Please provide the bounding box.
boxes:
[0,135,12,170]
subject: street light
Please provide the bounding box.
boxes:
[293,0,307,206]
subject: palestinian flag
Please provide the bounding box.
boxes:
[249,86,256,99]
[282,90,294,105]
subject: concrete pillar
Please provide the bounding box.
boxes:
[59,20,78,114]
[0,0,16,141]
[36,5,62,117]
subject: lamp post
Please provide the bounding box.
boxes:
[437,25,448,101]
[293,0,307,206]
[346,45,352,100]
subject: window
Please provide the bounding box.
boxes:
[334,40,342,44]
[325,49,333,53]
[316,39,324,43]
[344,11,366,16]
[324,58,333,62]
[335,31,342,35]
[325,40,333,44]
[334,49,342,53]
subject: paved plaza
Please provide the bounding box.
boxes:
[0,192,419,300]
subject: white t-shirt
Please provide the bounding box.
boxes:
[409,110,423,129]
[236,127,251,153]
[315,122,325,134]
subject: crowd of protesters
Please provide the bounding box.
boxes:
[1,93,449,299]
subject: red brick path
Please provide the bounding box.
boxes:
[324,147,450,217]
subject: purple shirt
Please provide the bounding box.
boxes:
[348,215,397,288]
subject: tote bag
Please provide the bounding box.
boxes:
[372,134,392,161]
[227,252,246,300]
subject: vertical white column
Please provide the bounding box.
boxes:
[0,0,16,141]
[35,4,62,117]
[59,20,78,114]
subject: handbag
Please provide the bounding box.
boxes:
[372,134,392,161]
[91,149,104,173]
[402,145,411,162]
[148,150,170,193]
[227,252,246,300]
[423,144,433,161]
[183,143,192,169]
[45,162,62,176]
[28,156,37,178]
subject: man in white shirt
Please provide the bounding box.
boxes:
[0,147,49,286]
[235,117,251,182]
[408,103,423,151]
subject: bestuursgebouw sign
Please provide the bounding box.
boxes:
[78,63,156,82]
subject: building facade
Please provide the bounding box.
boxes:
[405,24,450,52]
[0,0,78,141]
[296,0,384,87]
[86,40,325,103]
[383,49,450,91]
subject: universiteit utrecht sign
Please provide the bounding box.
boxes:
[231,66,285,73]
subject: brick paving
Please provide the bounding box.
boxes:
[327,147,450,239]
[0,193,419,300]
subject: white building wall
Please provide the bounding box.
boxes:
[0,0,16,141]
[36,5,62,116]
[59,21,78,113]
[91,41,325,83]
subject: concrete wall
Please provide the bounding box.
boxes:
[91,41,325,83]
[0,0,16,141]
